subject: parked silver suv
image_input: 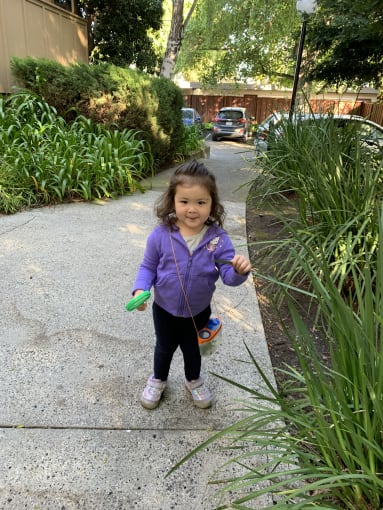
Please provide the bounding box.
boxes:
[212,107,253,142]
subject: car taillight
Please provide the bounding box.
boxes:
[239,118,246,123]
[214,117,221,122]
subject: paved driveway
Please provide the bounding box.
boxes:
[0,141,275,509]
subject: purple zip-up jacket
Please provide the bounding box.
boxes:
[132,224,249,317]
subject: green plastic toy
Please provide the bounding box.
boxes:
[126,291,151,311]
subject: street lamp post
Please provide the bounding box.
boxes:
[289,0,317,120]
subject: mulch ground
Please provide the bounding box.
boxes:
[245,185,330,390]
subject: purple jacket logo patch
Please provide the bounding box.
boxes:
[206,236,220,252]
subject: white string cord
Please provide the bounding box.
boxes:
[169,229,201,336]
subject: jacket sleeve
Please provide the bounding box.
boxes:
[215,232,249,286]
[132,229,160,293]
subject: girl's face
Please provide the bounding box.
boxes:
[174,183,212,236]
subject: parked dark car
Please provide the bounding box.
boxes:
[212,107,253,142]
[181,107,202,126]
[254,112,383,154]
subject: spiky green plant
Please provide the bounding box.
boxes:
[251,114,383,294]
[0,93,153,213]
[175,124,206,161]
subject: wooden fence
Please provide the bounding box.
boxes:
[357,102,383,125]
[183,94,383,127]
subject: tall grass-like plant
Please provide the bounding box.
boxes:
[175,124,206,160]
[169,206,383,509]
[251,115,383,294]
[0,93,153,213]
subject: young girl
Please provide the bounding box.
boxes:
[132,160,252,410]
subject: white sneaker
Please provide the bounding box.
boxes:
[185,378,212,408]
[141,376,167,409]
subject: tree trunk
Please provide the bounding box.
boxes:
[160,0,198,79]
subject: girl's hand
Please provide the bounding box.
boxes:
[133,290,148,311]
[231,254,252,275]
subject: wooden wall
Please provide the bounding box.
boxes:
[0,0,87,93]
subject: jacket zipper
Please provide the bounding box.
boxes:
[173,229,220,317]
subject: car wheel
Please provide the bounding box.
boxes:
[212,134,219,141]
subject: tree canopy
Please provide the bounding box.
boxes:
[78,0,164,71]
[174,0,298,86]
[75,0,382,93]
[174,0,383,93]
[306,0,383,89]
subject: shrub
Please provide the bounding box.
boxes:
[175,125,206,160]
[10,57,115,116]
[10,57,185,168]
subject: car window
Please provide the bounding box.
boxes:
[353,123,383,149]
[329,119,382,141]
[218,111,244,121]
[355,123,383,141]
[182,110,193,120]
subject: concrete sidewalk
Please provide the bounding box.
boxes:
[0,142,276,509]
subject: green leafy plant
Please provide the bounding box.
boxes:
[251,114,383,295]
[0,93,153,213]
[175,124,206,160]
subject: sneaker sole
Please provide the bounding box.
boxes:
[140,398,161,410]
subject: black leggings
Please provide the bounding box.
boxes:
[152,302,211,382]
